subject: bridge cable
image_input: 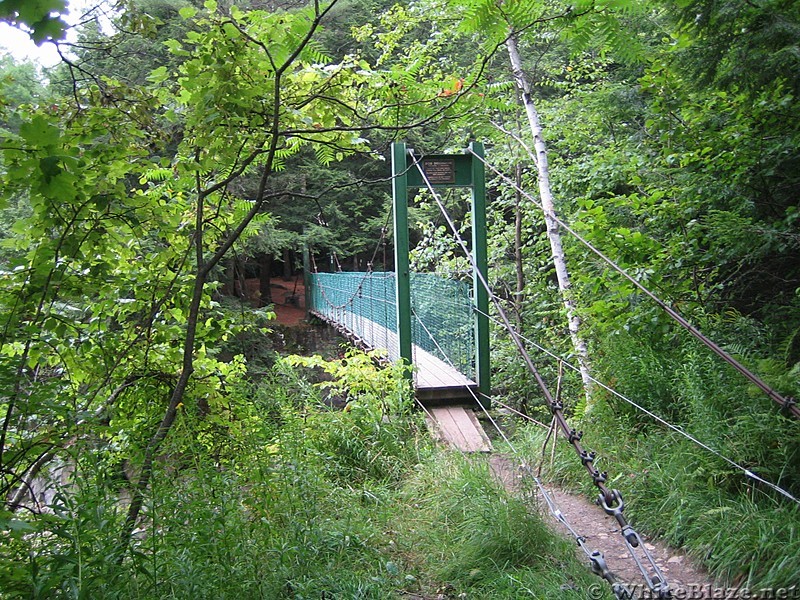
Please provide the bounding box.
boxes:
[490,397,551,430]
[367,207,393,273]
[310,211,392,313]
[467,149,800,420]
[409,151,667,598]
[409,307,636,598]
[471,306,800,505]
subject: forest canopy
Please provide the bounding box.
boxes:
[1,0,799,596]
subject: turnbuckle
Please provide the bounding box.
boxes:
[621,524,641,547]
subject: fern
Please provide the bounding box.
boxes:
[314,143,335,165]
[302,39,332,65]
[458,0,498,36]
[139,167,173,184]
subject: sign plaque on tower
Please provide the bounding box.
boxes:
[422,158,456,185]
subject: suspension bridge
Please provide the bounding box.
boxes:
[300,142,799,599]
[305,142,493,452]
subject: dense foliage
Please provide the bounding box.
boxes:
[1,0,798,595]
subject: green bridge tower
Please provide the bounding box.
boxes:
[391,142,490,408]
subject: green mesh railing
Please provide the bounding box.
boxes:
[308,271,475,380]
[409,273,474,378]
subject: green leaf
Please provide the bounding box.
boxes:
[39,155,61,181]
[149,66,169,84]
[179,6,197,19]
[30,15,68,43]
[19,115,60,147]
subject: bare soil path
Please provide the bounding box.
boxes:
[489,454,719,598]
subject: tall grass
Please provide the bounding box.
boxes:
[515,326,800,588]
[388,452,614,598]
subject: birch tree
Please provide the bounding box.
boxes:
[505,30,594,404]
[446,0,624,405]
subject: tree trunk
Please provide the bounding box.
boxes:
[514,163,525,329]
[260,253,273,306]
[506,32,593,407]
[224,255,237,296]
[283,248,292,279]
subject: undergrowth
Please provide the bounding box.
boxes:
[0,348,610,599]
[389,453,609,598]
[514,328,800,589]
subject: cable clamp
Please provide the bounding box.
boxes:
[612,583,637,600]
[580,450,596,466]
[589,550,611,579]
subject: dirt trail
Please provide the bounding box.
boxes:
[488,454,719,598]
[263,288,720,597]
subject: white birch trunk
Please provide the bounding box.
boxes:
[506,32,594,407]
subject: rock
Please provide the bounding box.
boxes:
[667,556,684,564]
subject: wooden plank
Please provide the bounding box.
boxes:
[427,406,492,453]
[413,347,474,387]
[448,406,492,452]
[428,406,470,449]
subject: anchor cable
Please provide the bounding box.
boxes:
[467,149,799,420]
[410,150,668,597]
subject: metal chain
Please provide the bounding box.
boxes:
[411,151,671,597]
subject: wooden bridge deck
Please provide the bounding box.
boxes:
[310,310,479,404]
[426,405,492,452]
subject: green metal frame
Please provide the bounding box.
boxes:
[391,141,490,407]
[392,143,413,372]
[303,244,312,313]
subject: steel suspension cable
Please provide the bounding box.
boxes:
[367,207,393,272]
[468,149,800,420]
[473,306,800,505]
[410,308,636,598]
[486,396,550,430]
[409,151,669,598]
